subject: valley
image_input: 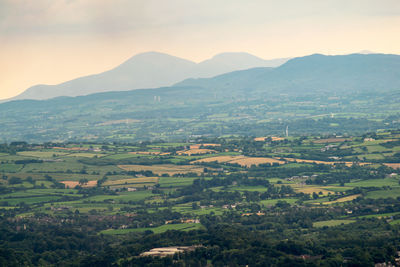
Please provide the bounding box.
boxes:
[1,130,400,265]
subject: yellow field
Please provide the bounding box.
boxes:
[384,163,400,169]
[254,137,284,142]
[270,137,284,141]
[291,185,334,196]
[61,180,97,188]
[192,155,285,167]
[283,157,370,167]
[118,164,205,175]
[323,194,361,205]
[104,177,158,186]
[177,149,216,156]
[190,144,221,149]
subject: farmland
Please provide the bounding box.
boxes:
[1,131,399,217]
[192,155,285,167]
[118,164,206,176]
[100,223,204,235]
[1,130,400,265]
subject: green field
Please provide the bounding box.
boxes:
[356,211,400,219]
[313,219,355,228]
[18,151,69,158]
[0,164,23,172]
[85,190,156,202]
[159,177,198,187]
[344,177,399,188]
[260,198,299,206]
[365,188,400,199]
[100,223,204,235]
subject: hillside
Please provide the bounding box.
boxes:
[177,53,400,94]
[1,53,400,142]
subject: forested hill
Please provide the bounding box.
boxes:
[1,54,400,142]
[177,53,400,95]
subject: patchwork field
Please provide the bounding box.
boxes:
[1,132,400,248]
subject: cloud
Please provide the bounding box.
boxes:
[2,0,399,38]
[1,0,400,100]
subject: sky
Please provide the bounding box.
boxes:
[1,0,400,100]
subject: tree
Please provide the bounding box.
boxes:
[8,177,22,185]
[79,178,89,185]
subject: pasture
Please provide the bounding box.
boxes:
[322,194,361,205]
[18,151,69,158]
[259,198,298,206]
[313,219,355,228]
[365,188,400,199]
[343,177,399,188]
[100,223,203,235]
[103,177,158,186]
[159,177,198,187]
[118,164,206,175]
[192,155,285,167]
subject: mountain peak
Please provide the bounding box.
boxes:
[11,51,289,101]
[117,51,196,68]
[209,52,264,60]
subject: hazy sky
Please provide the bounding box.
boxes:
[1,0,400,100]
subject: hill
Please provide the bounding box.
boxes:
[11,52,288,100]
[1,53,400,142]
[177,53,400,95]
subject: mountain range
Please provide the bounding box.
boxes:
[1,53,400,142]
[177,53,400,95]
[12,52,289,101]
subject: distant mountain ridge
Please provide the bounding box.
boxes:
[1,53,400,142]
[176,53,400,94]
[11,52,289,101]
